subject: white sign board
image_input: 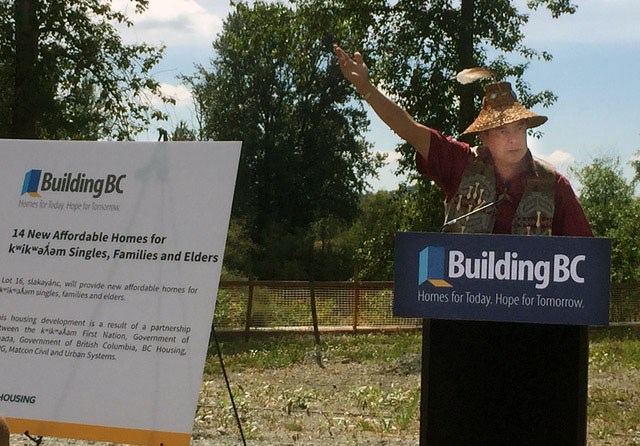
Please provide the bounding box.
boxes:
[0,140,240,445]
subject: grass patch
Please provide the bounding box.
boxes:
[589,326,640,371]
[204,330,421,375]
[207,327,640,375]
[200,328,640,444]
[204,334,311,374]
[588,326,640,444]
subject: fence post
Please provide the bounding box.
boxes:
[244,280,254,341]
[353,279,360,333]
[309,280,325,367]
[310,280,321,346]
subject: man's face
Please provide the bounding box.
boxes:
[480,120,528,169]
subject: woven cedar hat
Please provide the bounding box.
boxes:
[461,81,548,135]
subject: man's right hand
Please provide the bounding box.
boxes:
[332,44,432,160]
[333,44,373,96]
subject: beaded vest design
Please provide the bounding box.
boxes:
[442,146,555,235]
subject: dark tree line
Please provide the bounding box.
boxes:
[192,0,577,279]
[1,0,170,140]
[11,1,639,284]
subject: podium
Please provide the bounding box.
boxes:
[394,233,611,445]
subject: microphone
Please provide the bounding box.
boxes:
[440,194,507,231]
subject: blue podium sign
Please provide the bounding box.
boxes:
[394,232,611,326]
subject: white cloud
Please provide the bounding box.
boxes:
[156,83,198,128]
[382,150,403,163]
[133,82,199,140]
[528,135,576,174]
[530,147,575,177]
[142,82,193,110]
[113,0,223,46]
[159,83,194,106]
[543,149,575,167]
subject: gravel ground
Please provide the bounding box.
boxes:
[7,350,640,445]
[7,352,422,446]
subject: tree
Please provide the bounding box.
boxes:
[325,0,578,280]
[394,180,446,232]
[197,1,579,280]
[191,1,384,279]
[11,0,38,138]
[220,217,258,280]
[340,191,399,280]
[632,149,640,187]
[0,0,171,140]
[572,156,640,283]
[336,184,444,281]
[356,0,576,172]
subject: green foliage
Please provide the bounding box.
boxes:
[0,0,171,140]
[204,334,311,374]
[205,331,421,374]
[589,327,640,370]
[572,157,634,231]
[527,0,577,18]
[191,1,384,279]
[338,181,444,280]
[361,0,574,170]
[394,179,446,232]
[588,327,640,439]
[632,149,640,187]
[341,191,401,280]
[571,157,640,283]
[192,1,579,280]
[220,218,258,280]
[170,121,197,141]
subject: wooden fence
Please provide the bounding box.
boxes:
[213,281,640,335]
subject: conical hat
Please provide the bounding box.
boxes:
[461,82,547,135]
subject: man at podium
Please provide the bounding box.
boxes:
[334,45,593,444]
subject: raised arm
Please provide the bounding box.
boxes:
[333,45,432,160]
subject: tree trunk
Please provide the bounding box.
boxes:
[456,0,477,141]
[12,0,39,139]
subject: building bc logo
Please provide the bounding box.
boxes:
[22,169,42,197]
[418,246,453,288]
[20,168,126,198]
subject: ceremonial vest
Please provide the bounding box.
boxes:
[442,146,556,235]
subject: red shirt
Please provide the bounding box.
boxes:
[416,129,593,237]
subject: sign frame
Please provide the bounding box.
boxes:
[0,139,241,445]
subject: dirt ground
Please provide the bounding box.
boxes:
[7,352,421,446]
[193,351,640,446]
[7,350,640,445]
[193,351,422,446]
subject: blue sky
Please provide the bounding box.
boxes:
[116,0,640,191]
